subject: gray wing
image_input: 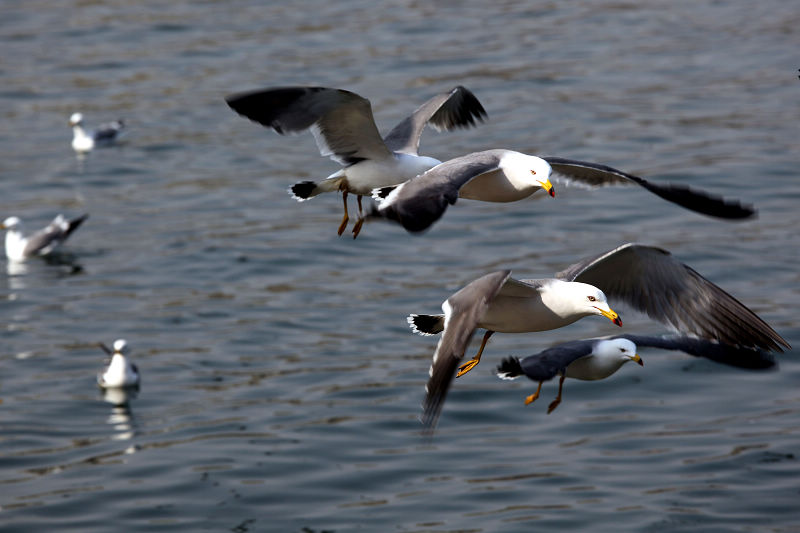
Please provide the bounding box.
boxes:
[612,334,777,370]
[92,120,124,141]
[516,340,597,382]
[372,150,505,233]
[422,270,512,431]
[543,157,755,220]
[556,243,790,352]
[225,86,392,165]
[23,214,88,256]
[382,86,487,155]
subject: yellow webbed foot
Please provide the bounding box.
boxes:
[337,215,349,236]
[351,218,364,239]
[456,358,480,378]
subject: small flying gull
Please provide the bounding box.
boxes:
[498,337,643,413]
[225,85,487,238]
[497,334,776,414]
[69,112,125,153]
[1,214,88,261]
[371,149,754,233]
[97,339,140,389]
[416,243,789,430]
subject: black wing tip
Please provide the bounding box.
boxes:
[66,213,89,236]
[632,179,758,220]
[431,86,488,131]
[225,86,322,130]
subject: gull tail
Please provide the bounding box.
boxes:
[496,357,523,380]
[289,181,318,202]
[407,314,445,336]
[288,175,346,202]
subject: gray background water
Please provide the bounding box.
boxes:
[1,1,799,531]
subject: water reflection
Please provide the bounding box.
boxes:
[3,254,84,294]
[5,259,28,292]
[100,386,140,443]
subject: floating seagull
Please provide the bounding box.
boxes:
[1,214,88,261]
[497,337,643,414]
[371,149,755,233]
[497,333,776,415]
[97,339,140,389]
[225,85,487,237]
[69,112,125,153]
[416,243,789,429]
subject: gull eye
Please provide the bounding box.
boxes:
[587,295,596,302]
[619,348,627,353]
[530,169,537,175]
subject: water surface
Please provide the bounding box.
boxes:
[1,1,799,531]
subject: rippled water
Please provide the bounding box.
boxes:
[1,1,799,531]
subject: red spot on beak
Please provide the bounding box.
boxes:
[614,316,623,327]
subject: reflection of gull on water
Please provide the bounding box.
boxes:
[105,403,137,442]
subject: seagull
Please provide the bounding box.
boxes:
[497,333,777,414]
[371,149,755,233]
[225,85,488,238]
[69,112,125,153]
[97,339,140,389]
[1,214,88,261]
[498,337,643,413]
[416,243,789,430]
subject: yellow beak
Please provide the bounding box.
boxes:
[541,178,555,198]
[632,353,643,366]
[596,307,622,327]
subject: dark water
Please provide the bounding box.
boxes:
[1,1,799,531]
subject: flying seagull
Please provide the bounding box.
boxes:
[498,337,643,413]
[97,339,140,389]
[69,112,125,153]
[225,85,488,238]
[1,214,89,261]
[497,333,776,414]
[370,149,754,233]
[416,243,789,430]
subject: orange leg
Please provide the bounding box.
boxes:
[456,330,494,378]
[524,382,544,405]
[547,374,566,414]
[337,189,349,236]
[351,195,364,238]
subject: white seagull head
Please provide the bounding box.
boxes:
[1,216,21,231]
[543,280,622,326]
[69,112,84,127]
[500,152,555,198]
[113,339,129,354]
[593,338,643,367]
